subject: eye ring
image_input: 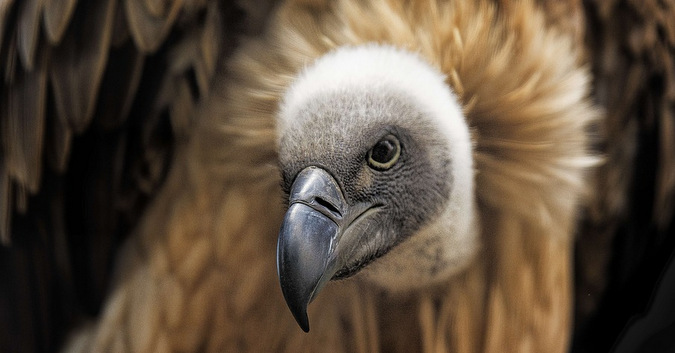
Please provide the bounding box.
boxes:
[367,134,401,170]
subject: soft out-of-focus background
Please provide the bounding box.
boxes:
[0,0,673,352]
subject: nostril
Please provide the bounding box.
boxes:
[314,197,341,217]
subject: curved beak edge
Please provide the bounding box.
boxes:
[277,202,339,332]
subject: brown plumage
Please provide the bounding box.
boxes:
[574,0,675,350]
[1,0,274,351]
[0,0,673,352]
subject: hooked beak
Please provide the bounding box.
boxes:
[277,167,377,332]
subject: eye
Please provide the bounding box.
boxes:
[367,134,401,170]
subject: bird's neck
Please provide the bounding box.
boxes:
[415,206,574,353]
[360,199,481,292]
[326,204,573,353]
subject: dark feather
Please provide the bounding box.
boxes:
[16,0,42,71]
[42,0,78,44]
[1,45,47,195]
[110,2,130,48]
[124,0,181,53]
[45,100,72,174]
[0,157,11,244]
[94,40,145,129]
[610,251,675,353]
[2,21,17,84]
[0,0,16,59]
[0,1,274,351]
[573,0,675,351]
[49,0,115,133]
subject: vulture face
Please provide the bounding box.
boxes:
[276,44,478,331]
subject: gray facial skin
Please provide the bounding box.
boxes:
[276,87,453,331]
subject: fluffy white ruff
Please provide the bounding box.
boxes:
[278,44,478,291]
[280,44,470,150]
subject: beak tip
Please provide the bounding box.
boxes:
[287,300,310,332]
[299,314,310,333]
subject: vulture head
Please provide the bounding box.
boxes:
[276,44,478,331]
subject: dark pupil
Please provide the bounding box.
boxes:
[371,139,396,163]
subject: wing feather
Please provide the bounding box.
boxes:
[49,0,115,133]
[2,23,17,83]
[45,106,72,174]
[124,0,183,53]
[0,158,11,244]
[110,2,130,47]
[42,0,77,44]
[573,0,675,350]
[16,0,42,71]
[94,40,145,129]
[198,1,223,88]
[1,1,280,351]
[1,46,47,196]
[0,0,15,57]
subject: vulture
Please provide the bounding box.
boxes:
[1,0,674,352]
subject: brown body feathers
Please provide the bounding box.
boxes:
[1,0,673,352]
